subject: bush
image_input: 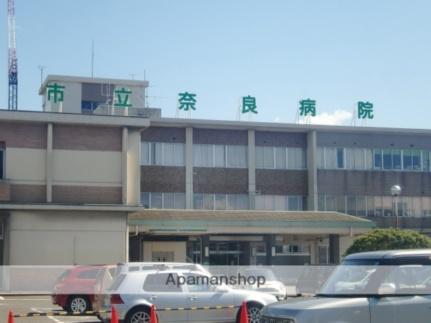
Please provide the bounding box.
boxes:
[345,228,431,256]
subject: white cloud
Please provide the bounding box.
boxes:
[298,109,353,126]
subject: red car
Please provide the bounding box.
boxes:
[52,265,116,313]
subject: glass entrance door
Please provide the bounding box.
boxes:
[208,242,249,265]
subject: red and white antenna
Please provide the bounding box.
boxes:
[8,0,18,110]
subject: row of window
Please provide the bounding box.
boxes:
[318,195,431,217]
[255,146,306,170]
[255,194,305,211]
[318,147,431,171]
[141,142,306,169]
[193,193,249,210]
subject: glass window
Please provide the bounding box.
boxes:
[203,194,213,210]
[317,147,325,169]
[255,195,265,210]
[288,147,306,169]
[393,149,402,170]
[143,273,182,292]
[78,269,100,279]
[275,147,286,169]
[262,146,274,169]
[288,196,302,211]
[326,195,336,211]
[151,192,163,209]
[423,151,430,172]
[227,194,248,210]
[336,148,344,169]
[325,147,337,169]
[364,149,373,170]
[274,195,287,210]
[345,148,355,169]
[336,196,346,213]
[214,145,226,167]
[174,193,186,209]
[194,144,213,167]
[226,145,247,168]
[163,193,175,209]
[255,146,265,169]
[318,195,325,211]
[383,149,393,170]
[382,197,393,217]
[366,196,375,217]
[374,196,383,217]
[422,197,431,216]
[141,142,150,165]
[214,194,226,210]
[152,142,163,165]
[0,148,4,179]
[412,197,422,217]
[163,143,185,166]
[193,193,203,209]
[354,148,365,170]
[357,196,366,216]
[412,150,422,170]
[347,196,356,215]
[373,149,382,169]
[403,150,413,170]
[141,192,150,208]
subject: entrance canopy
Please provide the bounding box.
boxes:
[128,210,375,235]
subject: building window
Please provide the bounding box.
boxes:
[318,194,431,218]
[193,193,249,210]
[141,192,186,209]
[141,142,185,167]
[255,195,304,211]
[193,144,247,168]
[255,146,306,170]
[0,148,4,180]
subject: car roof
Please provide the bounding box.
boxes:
[345,249,431,260]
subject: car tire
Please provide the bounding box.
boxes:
[236,302,263,323]
[125,306,151,323]
[67,295,91,313]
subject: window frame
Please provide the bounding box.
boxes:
[0,147,4,180]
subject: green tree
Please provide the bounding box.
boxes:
[345,228,431,256]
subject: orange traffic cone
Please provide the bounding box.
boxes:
[239,302,249,323]
[8,310,14,323]
[111,305,119,323]
[150,304,158,323]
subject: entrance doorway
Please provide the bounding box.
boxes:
[208,242,250,265]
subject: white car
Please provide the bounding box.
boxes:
[261,249,431,323]
[98,267,277,323]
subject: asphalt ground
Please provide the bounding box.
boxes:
[0,296,101,323]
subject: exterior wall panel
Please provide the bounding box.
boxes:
[193,168,248,193]
[141,166,186,192]
[10,185,46,203]
[52,185,122,204]
[141,127,185,143]
[193,129,248,145]
[255,131,306,147]
[256,170,308,195]
[53,125,122,151]
[0,122,46,149]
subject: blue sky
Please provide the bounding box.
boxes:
[1,0,430,128]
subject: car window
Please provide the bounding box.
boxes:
[77,268,100,279]
[143,273,183,292]
[184,274,214,293]
[382,265,431,293]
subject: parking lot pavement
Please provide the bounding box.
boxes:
[0,296,100,323]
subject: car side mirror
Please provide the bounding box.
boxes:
[378,283,396,295]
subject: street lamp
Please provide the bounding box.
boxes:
[391,185,402,229]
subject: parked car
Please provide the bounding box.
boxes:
[97,267,277,323]
[260,249,431,323]
[52,265,116,313]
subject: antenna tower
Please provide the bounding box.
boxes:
[8,0,18,110]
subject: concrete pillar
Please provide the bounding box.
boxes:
[307,130,318,211]
[248,130,256,210]
[122,127,128,205]
[126,129,141,206]
[185,128,193,209]
[46,123,53,203]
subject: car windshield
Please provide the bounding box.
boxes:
[319,258,431,296]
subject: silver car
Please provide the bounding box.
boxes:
[99,268,277,323]
[261,249,431,323]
